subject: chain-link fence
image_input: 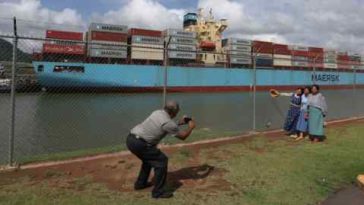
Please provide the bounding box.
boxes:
[1,17,364,166]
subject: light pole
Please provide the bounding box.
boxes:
[252,45,265,132]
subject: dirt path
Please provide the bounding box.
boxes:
[321,186,364,205]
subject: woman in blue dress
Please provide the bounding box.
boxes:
[295,86,311,141]
[280,88,303,138]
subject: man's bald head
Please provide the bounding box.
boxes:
[164,100,180,118]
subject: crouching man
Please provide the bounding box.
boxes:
[126,100,195,199]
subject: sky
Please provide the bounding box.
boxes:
[0,0,364,54]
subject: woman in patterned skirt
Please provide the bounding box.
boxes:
[280,88,303,138]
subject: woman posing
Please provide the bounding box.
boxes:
[295,86,311,141]
[279,88,304,138]
[307,85,328,142]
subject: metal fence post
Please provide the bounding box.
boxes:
[9,17,17,166]
[163,37,172,107]
[252,55,257,131]
[353,66,357,117]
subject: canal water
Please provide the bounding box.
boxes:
[0,89,363,164]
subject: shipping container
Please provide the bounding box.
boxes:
[289,45,309,51]
[292,50,310,57]
[43,43,84,55]
[337,61,351,69]
[168,44,196,52]
[88,48,127,58]
[167,36,197,45]
[273,44,291,55]
[46,30,83,41]
[292,56,309,61]
[131,35,163,45]
[222,38,251,46]
[88,41,127,50]
[324,59,337,64]
[230,57,252,65]
[228,51,251,57]
[89,31,128,42]
[292,61,309,67]
[89,23,128,33]
[273,54,292,60]
[253,53,273,59]
[256,58,273,67]
[309,47,324,53]
[273,59,292,67]
[163,29,196,38]
[168,51,196,60]
[224,45,251,52]
[252,41,273,54]
[324,63,338,69]
[128,28,162,37]
[130,43,163,60]
[130,50,164,60]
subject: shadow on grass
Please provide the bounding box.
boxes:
[164,164,215,193]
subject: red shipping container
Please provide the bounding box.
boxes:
[90,31,128,42]
[252,41,273,54]
[337,55,350,61]
[46,30,83,41]
[273,44,291,55]
[292,50,309,57]
[128,28,162,37]
[43,43,84,55]
[309,47,324,53]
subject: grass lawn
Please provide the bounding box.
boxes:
[0,122,364,205]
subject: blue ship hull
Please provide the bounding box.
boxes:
[32,62,364,92]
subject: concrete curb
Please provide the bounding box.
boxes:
[5,116,364,171]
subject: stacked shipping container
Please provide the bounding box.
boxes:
[337,52,351,70]
[129,28,164,61]
[290,45,310,67]
[273,44,291,67]
[252,41,273,67]
[43,30,84,55]
[309,47,324,69]
[324,50,338,69]
[222,38,252,66]
[164,29,197,60]
[87,23,128,59]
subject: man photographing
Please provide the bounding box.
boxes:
[126,100,196,199]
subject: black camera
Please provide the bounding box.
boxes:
[184,117,192,124]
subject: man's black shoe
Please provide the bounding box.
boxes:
[152,192,174,199]
[134,182,153,190]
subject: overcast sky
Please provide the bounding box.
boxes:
[0,0,363,54]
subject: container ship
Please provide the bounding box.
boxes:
[33,9,364,92]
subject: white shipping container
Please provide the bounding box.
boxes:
[89,23,128,33]
[274,59,292,67]
[324,63,338,69]
[292,61,309,67]
[167,36,196,45]
[324,59,337,63]
[228,50,251,57]
[131,35,163,45]
[253,53,273,58]
[130,43,163,49]
[168,44,196,52]
[168,51,196,59]
[164,29,196,38]
[131,51,164,60]
[88,41,127,50]
[225,45,251,52]
[222,38,251,46]
[273,54,292,60]
[230,57,252,65]
[88,48,127,58]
